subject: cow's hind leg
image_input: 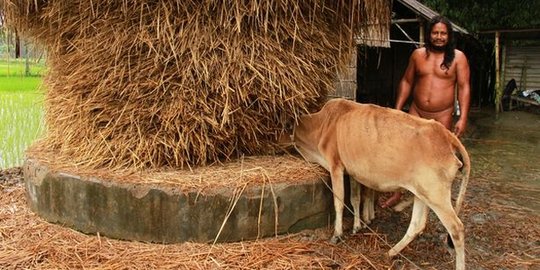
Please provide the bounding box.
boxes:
[388,196,429,257]
[363,187,375,223]
[330,167,346,243]
[426,198,465,270]
[350,178,363,234]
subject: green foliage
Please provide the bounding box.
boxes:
[421,0,540,32]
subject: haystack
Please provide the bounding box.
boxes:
[2,0,390,170]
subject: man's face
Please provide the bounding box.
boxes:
[429,22,449,51]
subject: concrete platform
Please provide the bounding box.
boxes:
[23,157,333,243]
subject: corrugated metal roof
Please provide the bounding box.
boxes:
[396,0,469,34]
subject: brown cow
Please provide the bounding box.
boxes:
[293,98,470,270]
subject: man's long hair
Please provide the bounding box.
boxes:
[425,15,455,71]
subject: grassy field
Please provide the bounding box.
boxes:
[0,76,43,91]
[0,58,46,77]
[0,59,45,169]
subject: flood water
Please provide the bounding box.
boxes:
[464,108,540,212]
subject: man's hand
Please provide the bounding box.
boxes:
[454,119,467,137]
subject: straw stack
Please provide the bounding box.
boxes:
[1,0,389,170]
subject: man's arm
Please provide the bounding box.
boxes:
[395,51,417,110]
[454,51,471,137]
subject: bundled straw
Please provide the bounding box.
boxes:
[1,0,390,169]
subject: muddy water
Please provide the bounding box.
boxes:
[465,109,540,212]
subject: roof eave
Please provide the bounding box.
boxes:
[395,0,469,35]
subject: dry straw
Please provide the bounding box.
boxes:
[1,0,390,170]
[1,167,539,269]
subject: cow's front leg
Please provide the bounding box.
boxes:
[330,167,346,243]
[350,178,362,234]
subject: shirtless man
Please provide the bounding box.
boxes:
[381,15,471,208]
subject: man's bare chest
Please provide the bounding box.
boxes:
[415,59,456,79]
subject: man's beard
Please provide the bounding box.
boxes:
[431,44,447,52]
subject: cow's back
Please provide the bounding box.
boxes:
[334,101,458,190]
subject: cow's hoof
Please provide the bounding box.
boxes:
[330,235,343,244]
[387,249,398,258]
[352,226,362,234]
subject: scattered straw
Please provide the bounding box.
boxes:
[1,180,391,269]
[25,149,328,195]
[2,143,539,270]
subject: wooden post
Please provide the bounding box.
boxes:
[495,31,501,117]
[419,21,424,47]
[500,43,507,108]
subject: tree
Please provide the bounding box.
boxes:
[421,0,540,33]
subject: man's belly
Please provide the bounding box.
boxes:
[412,88,455,113]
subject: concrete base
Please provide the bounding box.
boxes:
[23,158,333,243]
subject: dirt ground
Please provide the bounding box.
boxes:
[0,106,539,269]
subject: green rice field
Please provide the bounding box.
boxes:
[0,58,46,77]
[0,59,45,169]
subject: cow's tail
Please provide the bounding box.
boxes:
[448,131,470,216]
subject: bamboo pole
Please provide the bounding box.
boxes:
[500,42,506,105]
[495,31,501,117]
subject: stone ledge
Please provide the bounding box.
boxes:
[23,158,333,243]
